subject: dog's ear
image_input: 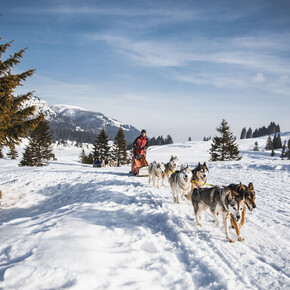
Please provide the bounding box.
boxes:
[239,182,245,191]
[248,182,254,190]
[198,162,201,166]
[203,162,206,166]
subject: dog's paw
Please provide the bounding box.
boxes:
[197,223,202,227]
[227,238,235,243]
[238,236,244,242]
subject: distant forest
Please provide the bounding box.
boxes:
[127,135,174,150]
[240,122,280,139]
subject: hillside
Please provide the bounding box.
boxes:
[0,134,289,289]
[25,96,140,143]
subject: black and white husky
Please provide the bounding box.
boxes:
[169,164,193,203]
[191,186,245,243]
[187,162,209,200]
[149,161,166,188]
[162,155,179,186]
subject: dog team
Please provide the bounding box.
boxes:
[148,156,256,243]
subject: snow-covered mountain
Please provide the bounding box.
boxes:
[26,96,140,143]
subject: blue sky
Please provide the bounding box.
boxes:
[1,0,290,142]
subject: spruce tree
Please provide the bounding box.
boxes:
[7,144,18,159]
[165,135,173,144]
[240,127,246,139]
[210,119,242,161]
[280,141,287,159]
[265,136,273,150]
[246,128,253,139]
[0,38,42,152]
[93,127,111,163]
[19,113,54,166]
[114,126,128,167]
[253,141,259,151]
[273,133,282,149]
[288,139,290,160]
[188,137,192,141]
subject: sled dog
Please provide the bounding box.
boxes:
[191,186,245,243]
[187,162,209,200]
[149,161,166,188]
[169,164,193,203]
[162,155,179,186]
[227,183,256,241]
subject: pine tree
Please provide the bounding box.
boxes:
[165,135,173,144]
[210,119,242,161]
[19,113,54,166]
[253,141,259,151]
[188,137,192,141]
[246,128,253,139]
[288,139,290,160]
[273,133,282,149]
[114,126,128,167]
[280,141,287,159]
[92,127,111,163]
[240,127,247,139]
[7,144,18,159]
[265,136,273,150]
[80,148,87,164]
[0,38,42,153]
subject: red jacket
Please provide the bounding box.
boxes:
[133,135,148,156]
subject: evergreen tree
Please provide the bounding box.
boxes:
[0,38,42,153]
[7,144,18,159]
[240,127,247,139]
[210,119,242,161]
[188,137,192,141]
[265,136,273,150]
[280,140,287,159]
[165,134,173,144]
[253,141,259,152]
[19,113,54,166]
[92,127,111,163]
[80,148,87,164]
[273,133,282,149]
[246,128,253,139]
[149,137,156,146]
[288,139,290,160]
[114,126,128,167]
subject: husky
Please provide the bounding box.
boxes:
[187,162,209,200]
[169,164,193,203]
[162,155,179,186]
[149,161,166,188]
[227,183,256,241]
[191,186,245,243]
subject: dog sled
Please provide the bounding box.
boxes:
[131,154,149,177]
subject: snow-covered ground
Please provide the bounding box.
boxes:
[0,134,289,289]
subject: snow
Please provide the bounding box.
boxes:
[0,134,290,289]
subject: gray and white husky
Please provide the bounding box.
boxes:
[149,161,166,188]
[191,186,245,243]
[169,164,193,203]
[162,155,179,186]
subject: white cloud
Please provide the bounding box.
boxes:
[252,73,265,83]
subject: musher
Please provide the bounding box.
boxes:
[130,129,149,175]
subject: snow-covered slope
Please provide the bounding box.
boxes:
[0,135,289,289]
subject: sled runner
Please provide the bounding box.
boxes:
[131,155,149,177]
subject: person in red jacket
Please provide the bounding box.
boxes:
[133,129,149,159]
[131,129,149,175]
